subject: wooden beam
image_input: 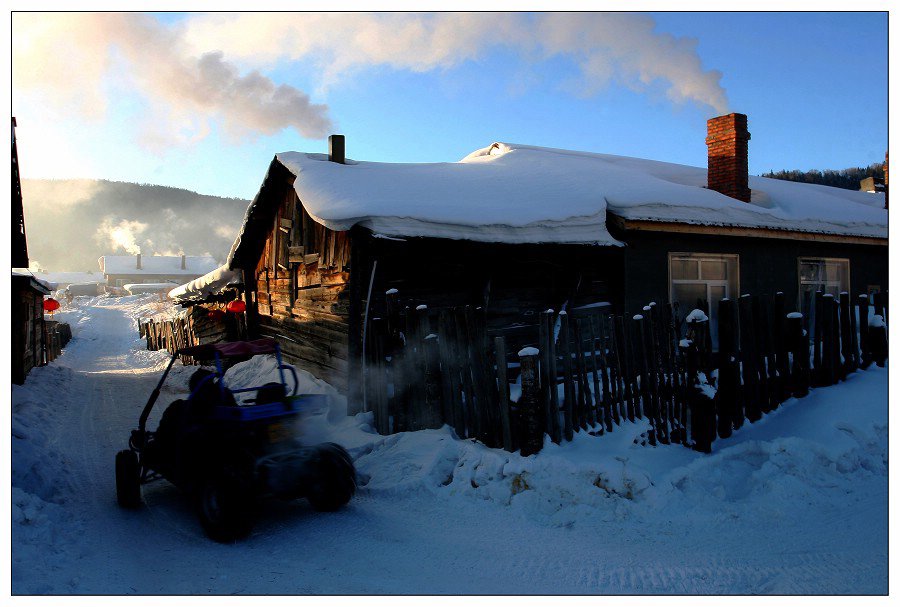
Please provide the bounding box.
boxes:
[608,214,887,246]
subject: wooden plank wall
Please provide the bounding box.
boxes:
[12,285,46,385]
[253,188,351,393]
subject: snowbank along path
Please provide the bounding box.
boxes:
[11,295,888,594]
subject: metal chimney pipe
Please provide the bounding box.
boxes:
[181,254,186,270]
[328,135,345,164]
[136,253,142,270]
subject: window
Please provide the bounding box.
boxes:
[798,257,850,331]
[669,253,739,348]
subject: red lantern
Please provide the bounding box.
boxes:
[207,309,226,321]
[43,298,60,313]
[226,300,246,313]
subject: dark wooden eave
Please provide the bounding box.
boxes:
[607,213,887,247]
[227,157,297,271]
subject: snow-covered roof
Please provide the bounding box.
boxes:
[272,142,886,242]
[276,144,622,246]
[99,255,219,276]
[12,270,52,294]
[31,272,106,287]
[167,265,243,303]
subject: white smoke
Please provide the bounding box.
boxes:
[13,13,729,153]
[182,12,729,113]
[94,218,148,255]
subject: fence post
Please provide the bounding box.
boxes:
[518,348,544,456]
[839,292,855,375]
[870,314,888,367]
[574,318,594,430]
[539,310,561,443]
[739,295,762,423]
[858,294,871,369]
[635,312,655,445]
[545,310,562,444]
[772,293,791,405]
[812,291,824,385]
[369,317,390,434]
[821,294,836,386]
[559,311,576,441]
[785,312,809,398]
[438,309,466,439]
[716,297,737,439]
[494,336,514,452]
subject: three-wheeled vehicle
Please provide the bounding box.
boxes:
[115,338,355,542]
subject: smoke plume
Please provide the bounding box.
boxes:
[14,13,729,154]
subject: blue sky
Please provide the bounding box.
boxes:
[12,12,888,200]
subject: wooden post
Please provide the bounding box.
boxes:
[588,315,611,433]
[545,310,562,444]
[574,318,594,430]
[439,309,466,438]
[785,313,809,398]
[464,306,493,445]
[539,310,560,443]
[455,307,478,440]
[739,295,761,423]
[858,294,871,369]
[772,292,791,405]
[518,348,544,456]
[614,315,634,423]
[494,336,514,452]
[848,292,860,371]
[821,294,836,386]
[635,313,655,445]
[839,292,854,376]
[559,311,575,441]
[715,298,737,439]
[371,318,391,435]
[606,315,623,426]
[812,291,824,385]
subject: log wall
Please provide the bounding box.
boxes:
[253,188,351,392]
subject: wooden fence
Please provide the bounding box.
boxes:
[140,305,247,364]
[364,290,887,454]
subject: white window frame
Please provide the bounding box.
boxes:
[668,253,740,308]
[797,257,850,297]
[668,253,740,350]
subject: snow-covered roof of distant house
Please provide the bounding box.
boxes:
[32,271,106,287]
[268,142,886,243]
[167,265,243,304]
[99,255,219,276]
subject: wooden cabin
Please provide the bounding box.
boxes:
[217,115,886,412]
[12,272,50,385]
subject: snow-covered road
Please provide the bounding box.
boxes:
[11,295,888,595]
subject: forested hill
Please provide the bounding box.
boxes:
[21,179,250,272]
[760,162,885,191]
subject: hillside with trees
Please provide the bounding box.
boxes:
[760,162,885,191]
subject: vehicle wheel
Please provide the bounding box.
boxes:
[195,475,255,542]
[115,450,142,509]
[307,443,356,512]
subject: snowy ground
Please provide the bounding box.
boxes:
[9,294,888,595]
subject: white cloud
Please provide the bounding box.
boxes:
[13,12,729,157]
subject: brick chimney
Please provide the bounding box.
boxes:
[180,254,186,269]
[706,113,751,202]
[328,134,345,164]
[136,253,142,270]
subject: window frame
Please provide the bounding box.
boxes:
[797,257,851,300]
[668,252,740,350]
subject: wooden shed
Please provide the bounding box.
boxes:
[12,272,51,385]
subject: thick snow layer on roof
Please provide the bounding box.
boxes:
[276,143,886,241]
[99,255,218,276]
[167,265,242,303]
[32,272,106,287]
[277,145,622,246]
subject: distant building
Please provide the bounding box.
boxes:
[98,254,218,288]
